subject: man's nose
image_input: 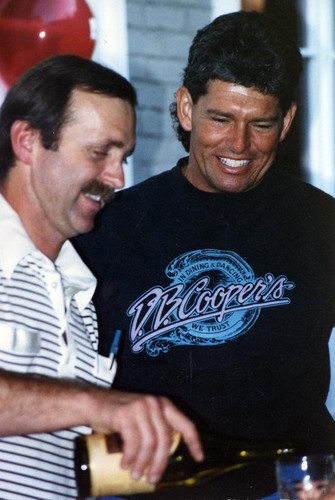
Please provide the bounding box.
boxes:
[228,124,250,153]
[98,159,125,190]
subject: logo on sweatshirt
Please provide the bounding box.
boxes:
[127,249,295,356]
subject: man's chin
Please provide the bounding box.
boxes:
[73,218,96,237]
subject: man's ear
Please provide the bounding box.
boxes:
[280,102,297,142]
[176,86,193,132]
[10,120,38,165]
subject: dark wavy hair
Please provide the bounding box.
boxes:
[0,54,137,180]
[170,11,303,152]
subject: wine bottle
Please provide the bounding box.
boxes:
[74,430,300,498]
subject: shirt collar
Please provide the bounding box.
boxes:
[0,194,97,311]
[56,240,97,311]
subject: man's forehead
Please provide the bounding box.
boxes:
[200,79,281,113]
[63,88,136,132]
[206,79,275,98]
[69,87,132,109]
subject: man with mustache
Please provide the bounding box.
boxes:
[0,54,203,499]
[77,11,335,500]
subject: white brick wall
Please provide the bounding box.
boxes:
[127,0,211,183]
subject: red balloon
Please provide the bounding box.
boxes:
[0,0,96,87]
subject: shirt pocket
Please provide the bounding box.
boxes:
[0,324,40,354]
[0,323,51,375]
[93,353,117,387]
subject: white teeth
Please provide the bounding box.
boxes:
[85,193,102,202]
[219,157,250,168]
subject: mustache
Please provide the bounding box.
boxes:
[82,180,115,204]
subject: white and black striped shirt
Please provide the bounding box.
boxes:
[0,195,115,499]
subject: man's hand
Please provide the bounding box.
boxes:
[0,370,203,485]
[85,389,204,484]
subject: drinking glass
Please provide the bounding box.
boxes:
[276,454,335,499]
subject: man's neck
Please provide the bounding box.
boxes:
[0,180,62,262]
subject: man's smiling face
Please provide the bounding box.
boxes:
[176,79,296,193]
[28,89,136,242]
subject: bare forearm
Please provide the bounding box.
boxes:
[0,369,93,435]
[0,369,203,484]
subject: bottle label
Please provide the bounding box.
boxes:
[86,432,180,496]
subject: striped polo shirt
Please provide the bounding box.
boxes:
[0,195,116,499]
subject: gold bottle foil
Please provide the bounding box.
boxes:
[86,431,180,496]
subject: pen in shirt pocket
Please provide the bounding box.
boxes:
[109,329,122,369]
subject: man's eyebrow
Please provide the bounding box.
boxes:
[94,140,136,156]
[105,139,127,149]
[252,116,281,123]
[207,108,281,122]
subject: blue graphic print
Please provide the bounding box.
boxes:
[127,249,295,356]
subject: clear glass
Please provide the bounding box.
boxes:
[276,454,335,500]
